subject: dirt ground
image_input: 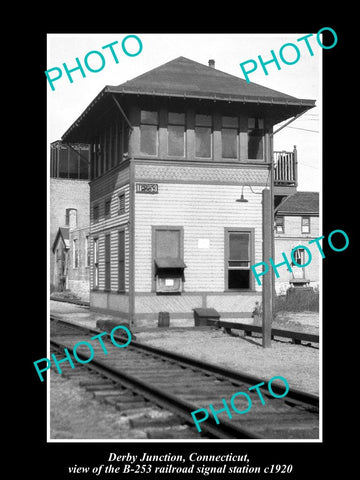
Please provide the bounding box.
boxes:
[49,303,320,439]
[135,314,319,396]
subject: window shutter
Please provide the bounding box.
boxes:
[118,231,125,292]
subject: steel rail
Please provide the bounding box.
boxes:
[50,336,260,439]
[50,315,319,408]
[50,318,319,439]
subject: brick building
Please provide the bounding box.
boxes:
[50,141,91,300]
[60,56,315,325]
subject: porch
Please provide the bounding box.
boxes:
[273,146,297,196]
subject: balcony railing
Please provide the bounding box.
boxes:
[273,146,297,186]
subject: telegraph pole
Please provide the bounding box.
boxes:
[262,188,273,348]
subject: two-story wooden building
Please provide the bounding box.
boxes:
[61,56,315,326]
[274,190,320,293]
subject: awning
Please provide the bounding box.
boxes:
[155,257,187,269]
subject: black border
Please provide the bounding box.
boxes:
[23,19,353,479]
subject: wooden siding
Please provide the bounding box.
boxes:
[274,214,321,291]
[275,215,320,238]
[90,162,130,203]
[89,163,130,293]
[89,227,130,293]
[134,161,269,186]
[134,181,264,293]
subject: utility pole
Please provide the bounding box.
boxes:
[262,188,273,348]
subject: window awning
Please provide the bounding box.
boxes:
[155,257,187,269]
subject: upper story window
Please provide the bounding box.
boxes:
[222,116,238,159]
[140,110,158,155]
[275,216,284,233]
[195,114,212,158]
[118,193,126,215]
[167,112,185,156]
[105,198,111,217]
[93,204,99,222]
[301,216,310,234]
[248,118,264,160]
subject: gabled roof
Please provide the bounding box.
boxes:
[107,56,314,105]
[276,191,319,216]
[52,227,70,253]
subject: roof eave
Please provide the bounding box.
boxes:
[62,86,315,143]
[277,211,319,216]
[106,86,315,107]
[62,87,108,142]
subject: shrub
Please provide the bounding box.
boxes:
[274,287,319,313]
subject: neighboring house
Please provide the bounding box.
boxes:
[51,209,90,301]
[60,56,315,326]
[52,227,70,292]
[274,191,320,293]
[50,141,91,300]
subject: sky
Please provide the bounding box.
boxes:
[46,33,322,192]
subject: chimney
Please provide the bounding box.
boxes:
[208,59,215,68]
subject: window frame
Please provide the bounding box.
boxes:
[151,226,184,293]
[167,111,186,158]
[85,235,90,268]
[93,204,99,223]
[224,227,255,291]
[72,238,79,269]
[118,229,126,293]
[247,117,265,161]
[293,247,306,266]
[93,237,99,289]
[140,109,159,156]
[104,234,111,291]
[301,216,311,234]
[221,115,239,160]
[275,215,285,234]
[195,113,213,159]
[104,198,111,218]
[118,193,126,215]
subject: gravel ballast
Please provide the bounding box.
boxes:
[49,301,320,439]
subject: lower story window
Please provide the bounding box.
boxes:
[152,226,186,293]
[73,239,79,268]
[93,238,99,288]
[225,229,253,290]
[105,234,111,291]
[118,230,125,292]
[293,247,305,266]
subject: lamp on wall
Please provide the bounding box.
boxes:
[236,185,264,203]
[236,186,248,203]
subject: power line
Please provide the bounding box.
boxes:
[287,126,319,133]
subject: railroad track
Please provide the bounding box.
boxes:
[50,316,319,440]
